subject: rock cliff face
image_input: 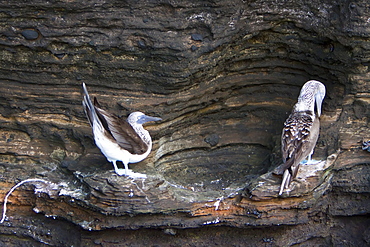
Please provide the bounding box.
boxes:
[0,0,369,246]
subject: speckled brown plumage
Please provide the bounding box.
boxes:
[279,80,326,195]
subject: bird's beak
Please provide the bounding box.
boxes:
[138,115,162,124]
[315,93,324,117]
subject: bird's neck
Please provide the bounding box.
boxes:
[294,98,315,115]
[130,123,152,146]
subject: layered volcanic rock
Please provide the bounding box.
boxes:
[0,0,369,246]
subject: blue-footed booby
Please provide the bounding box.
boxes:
[82,83,161,177]
[278,80,326,195]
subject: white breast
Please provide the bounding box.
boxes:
[93,124,152,165]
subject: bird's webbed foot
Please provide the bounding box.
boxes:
[114,167,147,179]
[115,168,129,176]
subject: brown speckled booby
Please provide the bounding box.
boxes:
[279,80,326,195]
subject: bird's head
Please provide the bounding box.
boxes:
[296,80,326,116]
[128,112,162,125]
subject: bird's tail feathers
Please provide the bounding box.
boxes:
[279,169,291,195]
[279,164,300,195]
[82,83,100,128]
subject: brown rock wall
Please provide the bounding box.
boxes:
[0,0,369,245]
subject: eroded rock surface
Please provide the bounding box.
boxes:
[0,0,369,246]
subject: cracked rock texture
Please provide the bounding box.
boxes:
[0,0,369,246]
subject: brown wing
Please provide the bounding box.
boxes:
[93,99,148,155]
[280,111,315,175]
